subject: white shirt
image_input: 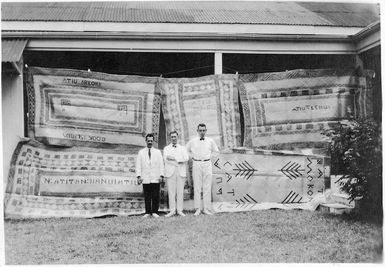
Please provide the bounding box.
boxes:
[136,147,164,184]
[163,143,189,177]
[186,136,219,160]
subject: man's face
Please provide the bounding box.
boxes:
[197,126,207,138]
[170,133,178,145]
[146,137,154,148]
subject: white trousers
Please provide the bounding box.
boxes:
[167,170,186,213]
[192,161,212,210]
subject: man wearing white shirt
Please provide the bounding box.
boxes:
[136,133,165,218]
[163,131,189,217]
[186,123,219,216]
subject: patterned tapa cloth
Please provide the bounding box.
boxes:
[4,140,168,218]
[8,67,371,218]
[239,69,374,150]
[159,74,242,149]
[26,67,162,147]
[212,148,329,212]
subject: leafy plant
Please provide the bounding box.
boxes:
[323,118,382,219]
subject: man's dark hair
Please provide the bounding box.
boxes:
[169,130,179,136]
[145,133,154,140]
[197,123,206,129]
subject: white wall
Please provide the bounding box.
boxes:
[2,62,24,188]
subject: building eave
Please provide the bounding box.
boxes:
[1,31,353,42]
[351,20,380,41]
[351,21,381,53]
[1,21,365,36]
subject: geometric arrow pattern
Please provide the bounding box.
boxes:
[235,193,258,204]
[214,158,221,169]
[234,193,258,208]
[233,160,257,180]
[279,161,304,180]
[307,157,313,173]
[212,153,326,207]
[281,190,303,204]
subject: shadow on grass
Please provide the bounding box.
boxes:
[91,214,117,219]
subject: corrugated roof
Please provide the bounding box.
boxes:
[297,2,380,27]
[1,39,28,62]
[1,1,380,27]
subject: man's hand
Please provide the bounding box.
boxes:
[137,176,143,185]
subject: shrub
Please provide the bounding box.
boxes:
[323,118,382,221]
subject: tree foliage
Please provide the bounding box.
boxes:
[323,118,382,219]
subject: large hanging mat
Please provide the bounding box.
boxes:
[26,67,161,147]
[159,74,241,149]
[239,69,374,150]
[4,140,167,218]
[212,149,330,212]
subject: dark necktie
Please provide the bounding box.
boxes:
[172,144,177,148]
[148,148,151,159]
[200,137,205,141]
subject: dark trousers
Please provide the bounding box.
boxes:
[143,183,160,214]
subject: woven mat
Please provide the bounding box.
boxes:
[26,67,162,147]
[211,149,328,208]
[160,74,241,149]
[239,68,374,149]
[4,140,168,218]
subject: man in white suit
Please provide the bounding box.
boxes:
[136,133,164,218]
[186,123,219,216]
[163,131,189,217]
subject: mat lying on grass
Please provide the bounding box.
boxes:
[26,67,161,147]
[160,74,241,149]
[211,148,330,211]
[239,69,374,150]
[4,140,167,218]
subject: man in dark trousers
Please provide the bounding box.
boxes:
[136,133,165,218]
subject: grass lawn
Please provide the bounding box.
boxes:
[4,209,383,264]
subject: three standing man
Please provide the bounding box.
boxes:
[136,123,219,217]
